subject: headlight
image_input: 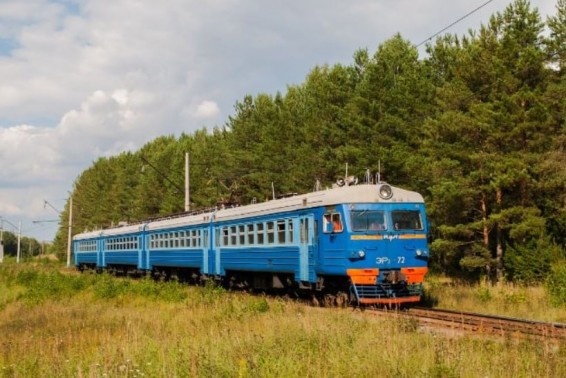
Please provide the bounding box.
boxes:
[349,250,366,259]
[378,184,393,199]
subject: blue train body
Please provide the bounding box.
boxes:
[74,182,429,305]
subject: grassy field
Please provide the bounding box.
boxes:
[0,259,564,377]
[424,275,566,324]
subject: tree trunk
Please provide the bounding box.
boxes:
[481,192,491,283]
[495,188,504,284]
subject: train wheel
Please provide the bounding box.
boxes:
[311,294,320,307]
[335,292,349,308]
[322,294,336,307]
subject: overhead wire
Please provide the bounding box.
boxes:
[416,0,496,47]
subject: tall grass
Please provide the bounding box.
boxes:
[424,275,566,323]
[0,263,565,377]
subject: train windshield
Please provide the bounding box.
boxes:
[391,210,423,230]
[350,210,386,231]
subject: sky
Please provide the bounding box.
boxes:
[0,0,559,242]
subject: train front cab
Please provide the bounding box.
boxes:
[319,202,429,306]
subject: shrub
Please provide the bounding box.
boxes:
[12,268,92,304]
[92,273,131,299]
[475,287,492,303]
[133,277,188,302]
[545,261,566,307]
[505,236,562,284]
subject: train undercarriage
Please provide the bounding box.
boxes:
[77,263,423,307]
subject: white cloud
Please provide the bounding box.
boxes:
[194,101,221,119]
[0,0,558,241]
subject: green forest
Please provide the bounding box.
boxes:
[47,0,565,284]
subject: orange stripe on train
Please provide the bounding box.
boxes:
[347,268,379,285]
[401,267,428,283]
[398,234,427,239]
[350,235,383,240]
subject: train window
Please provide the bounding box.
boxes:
[247,224,254,245]
[287,219,293,244]
[300,219,308,243]
[239,225,246,245]
[323,212,343,233]
[391,210,423,230]
[267,222,275,244]
[350,210,386,231]
[223,228,229,246]
[216,229,221,247]
[257,223,264,244]
[204,230,209,248]
[277,220,286,244]
[230,226,237,245]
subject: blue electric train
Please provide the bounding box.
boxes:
[73,179,429,305]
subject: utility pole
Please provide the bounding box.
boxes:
[185,152,190,212]
[66,196,73,268]
[16,221,21,263]
[0,217,3,264]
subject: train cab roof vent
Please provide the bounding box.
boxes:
[336,176,358,187]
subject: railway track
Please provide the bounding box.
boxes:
[370,307,566,340]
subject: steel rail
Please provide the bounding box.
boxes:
[368,307,566,339]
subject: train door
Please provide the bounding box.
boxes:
[207,224,219,275]
[97,236,104,267]
[318,208,345,275]
[202,228,210,274]
[139,231,149,270]
[298,215,314,282]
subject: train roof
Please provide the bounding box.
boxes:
[73,183,423,240]
[212,183,423,223]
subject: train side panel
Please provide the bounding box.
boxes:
[146,227,205,271]
[215,213,316,283]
